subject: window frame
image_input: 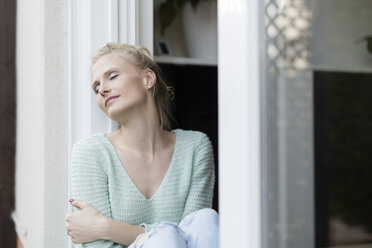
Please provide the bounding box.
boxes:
[218,1,262,247]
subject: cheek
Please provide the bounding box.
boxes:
[122,78,147,99]
[96,97,106,111]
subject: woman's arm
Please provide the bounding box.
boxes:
[66,200,145,246]
[102,217,145,245]
[67,140,144,247]
[181,133,216,219]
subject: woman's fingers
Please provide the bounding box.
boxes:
[65,200,106,244]
[70,199,90,209]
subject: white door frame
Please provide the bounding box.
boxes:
[218,1,262,247]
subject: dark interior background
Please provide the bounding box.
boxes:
[314,71,372,247]
[158,63,219,212]
[0,0,16,247]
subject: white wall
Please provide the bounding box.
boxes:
[15,0,68,247]
[309,0,372,71]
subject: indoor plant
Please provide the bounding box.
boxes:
[158,0,217,60]
[159,0,202,35]
[355,36,372,54]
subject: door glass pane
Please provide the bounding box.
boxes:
[262,1,372,247]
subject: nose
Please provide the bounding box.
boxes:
[98,83,110,95]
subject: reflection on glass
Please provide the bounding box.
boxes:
[262,0,372,247]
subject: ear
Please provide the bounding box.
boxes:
[144,68,156,89]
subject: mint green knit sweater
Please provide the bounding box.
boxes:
[71,129,215,248]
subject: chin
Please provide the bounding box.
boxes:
[103,98,146,122]
[106,110,126,122]
[105,104,134,122]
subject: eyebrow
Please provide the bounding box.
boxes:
[91,68,119,88]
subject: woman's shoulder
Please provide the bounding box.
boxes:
[174,129,214,167]
[71,133,109,173]
[174,128,211,147]
[72,132,107,153]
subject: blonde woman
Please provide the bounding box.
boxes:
[65,43,219,248]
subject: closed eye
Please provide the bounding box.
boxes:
[93,72,118,94]
[109,73,118,80]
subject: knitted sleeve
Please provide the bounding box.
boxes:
[181,133,216,220]
[71,140,123,248]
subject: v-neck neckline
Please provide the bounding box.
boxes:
[102,129,179,202]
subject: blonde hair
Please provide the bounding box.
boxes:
[91,42,175,131]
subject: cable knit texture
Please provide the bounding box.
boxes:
[71,129,215,248]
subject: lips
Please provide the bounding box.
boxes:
[105,96,119,107]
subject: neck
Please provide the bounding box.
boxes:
[116,122,164,155]
[112,102,167,156]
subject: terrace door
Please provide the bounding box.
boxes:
[262,1,372,247]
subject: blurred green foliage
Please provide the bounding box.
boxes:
[158,0,209,35]
[355,36,372,54]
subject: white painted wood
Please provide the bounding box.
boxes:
[119,0,139,45]
[70,0,92,142]
[154,55,217,66]
[138,0,153,54]
[108,0,119,43]
[118,0,129,44]
[218,0,262,248]
[90,0,115,134]
[128,0,139,45]
[118,0,153,54]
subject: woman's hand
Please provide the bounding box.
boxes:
[65,199,108,244]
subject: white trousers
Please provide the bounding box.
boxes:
[128,208,219,248]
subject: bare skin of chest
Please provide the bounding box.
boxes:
[108,131,176,200]
[116,149,173,199]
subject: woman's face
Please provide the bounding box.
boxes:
[91,53,151,122]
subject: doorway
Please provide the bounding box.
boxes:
[262,0,372,247]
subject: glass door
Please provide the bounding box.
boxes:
[262,0,372,247]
